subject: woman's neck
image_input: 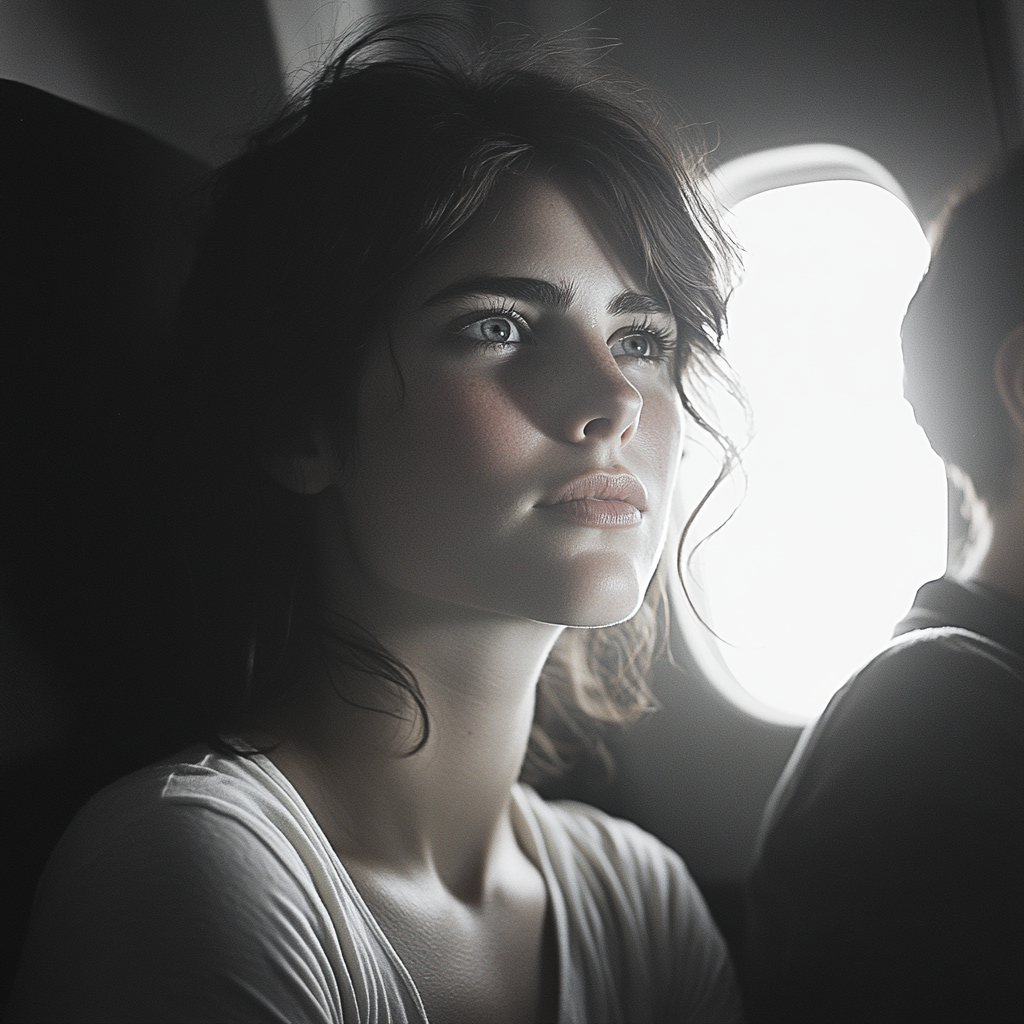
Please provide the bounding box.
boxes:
[251,581,564,900]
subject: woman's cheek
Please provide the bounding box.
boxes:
[411,371,543,488]
[637,379,685,456]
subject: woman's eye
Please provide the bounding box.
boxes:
[461,316,522,347]
[610,333,656,360]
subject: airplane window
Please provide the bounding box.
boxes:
[677,166,947,721]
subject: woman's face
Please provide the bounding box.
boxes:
[339,174,685,627]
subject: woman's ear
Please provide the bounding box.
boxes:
[993,323,1024,438]
[262,427,343,495]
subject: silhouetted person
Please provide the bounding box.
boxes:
[744,148,1024,1022]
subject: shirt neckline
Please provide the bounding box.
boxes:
[236,747,567,1023]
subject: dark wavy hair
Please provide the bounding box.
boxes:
[166,16,741,780]
[902,146,1024,506]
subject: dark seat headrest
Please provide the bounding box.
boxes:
[1,79,213,761]
[1,78,211,371]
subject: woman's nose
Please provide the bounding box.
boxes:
[560,342,643,446]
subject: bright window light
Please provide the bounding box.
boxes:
[685,179,947,720]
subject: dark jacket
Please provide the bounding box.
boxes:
[743,577,1024,1023]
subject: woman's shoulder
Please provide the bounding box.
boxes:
[49,743,316,875]
[9,746,350,1023]
[512,786,743,1024]
[514,784,692,887]
[33,743,360,965]
[513,785,721,952]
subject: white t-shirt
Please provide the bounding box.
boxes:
[9,746,742,1023]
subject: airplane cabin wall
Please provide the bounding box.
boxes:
[2,0,1015,222]
[0,0,284,166]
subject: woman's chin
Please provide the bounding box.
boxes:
[520,567,648,629]
[556,599,645,630]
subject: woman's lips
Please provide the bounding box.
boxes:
[541,497,642,527]
[537,471,647,528]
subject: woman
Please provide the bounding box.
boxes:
[10,19,743,1023]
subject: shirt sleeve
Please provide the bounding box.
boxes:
[590,806,744,1024]
[8,770,342,1024]
[524,791,744,1023]
[743,630,1024,1024]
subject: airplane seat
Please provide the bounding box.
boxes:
[0,79,211,1001]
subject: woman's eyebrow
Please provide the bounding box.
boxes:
[608,290,672,318]
[423,276,574,311]
[423,275,670,318]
